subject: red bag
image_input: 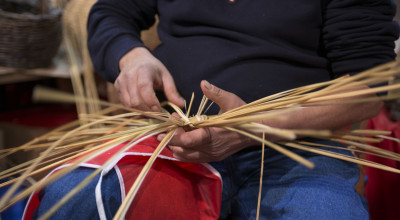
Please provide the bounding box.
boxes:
[23,137,222,219]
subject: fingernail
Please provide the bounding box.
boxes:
[173,153,182,161]
[151,105,159,112]
[157,134,165,142]
[204,80,211,90]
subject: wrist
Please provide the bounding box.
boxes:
[119,47,149,71]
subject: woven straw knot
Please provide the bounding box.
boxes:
[180,115,208,129]
[195,115,208,121]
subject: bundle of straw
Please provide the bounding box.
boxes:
[1,60,400,219]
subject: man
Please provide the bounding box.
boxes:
[38,0,400,219]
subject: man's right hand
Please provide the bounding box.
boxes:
[116,47,185,111]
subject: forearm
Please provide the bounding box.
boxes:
[87,0,157,82]
[272,98,382,131]
[260,86,383,139]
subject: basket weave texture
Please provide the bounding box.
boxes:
[0,1,62,68]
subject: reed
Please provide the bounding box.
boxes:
[0,60,400,219]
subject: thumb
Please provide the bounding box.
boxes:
[200,80,245,113]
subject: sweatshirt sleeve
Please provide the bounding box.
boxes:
[322,0,399,78]
[87,0,157,82]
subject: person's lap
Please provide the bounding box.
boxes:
[33,139,368,220]
[214,138,368,219]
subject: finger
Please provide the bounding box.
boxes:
[137,73,162,112]
[125,71,158,111]
[168,128,211,148]
[160,68,185,107]
[127,80,151,111]
[115,72,149,111]
[200,80,245,113]
[171,112,181,119]
[115,77,132,107]
[157,127,185,143]
[169,146,207,163]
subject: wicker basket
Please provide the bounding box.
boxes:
[0,0,62,68]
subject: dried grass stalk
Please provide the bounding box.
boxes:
[1,60,400,218]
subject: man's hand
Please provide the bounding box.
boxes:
[115,47,185,111]
[155,80,384,163]
[159,80,254,163]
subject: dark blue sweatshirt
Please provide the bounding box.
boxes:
[87,0,398,114]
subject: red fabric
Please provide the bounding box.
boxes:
[24,137,222,219]
[0,104,77,128]
[365,109,400,220]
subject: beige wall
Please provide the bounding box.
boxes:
[395,0,400,21]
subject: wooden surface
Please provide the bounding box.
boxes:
[0,46,71,85]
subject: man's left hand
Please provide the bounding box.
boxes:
[158,80,255,163]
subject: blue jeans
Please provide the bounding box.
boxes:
[214,138,369,219]
[32,168,121,220]
[33,138,368,219]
